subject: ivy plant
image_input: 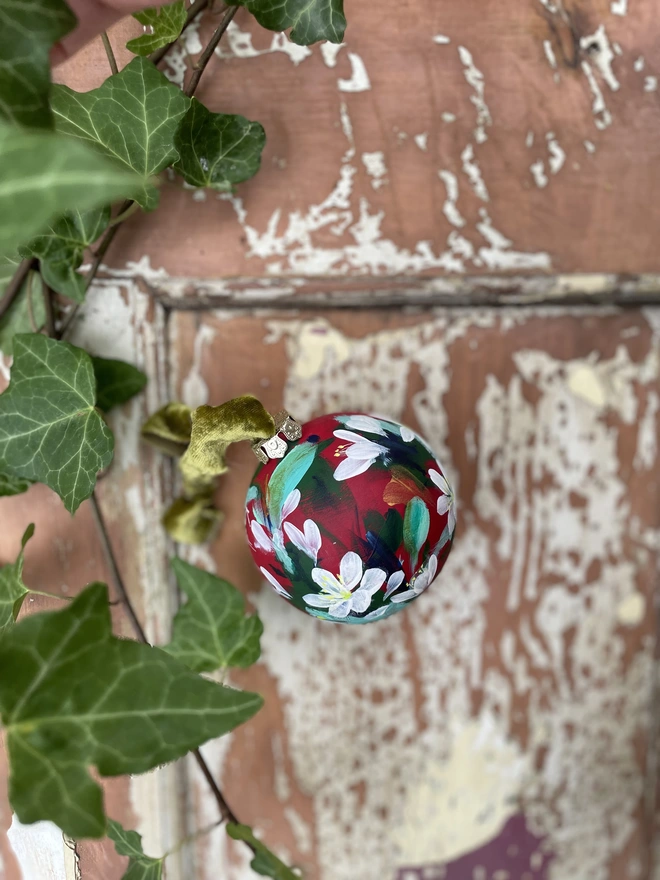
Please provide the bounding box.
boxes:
[0,0,347,875]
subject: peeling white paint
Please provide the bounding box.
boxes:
[458,46,492,144]
[361,151,388,190]
[433,34,451,45]
[338,52,371,93]
[581,26,621,92]
[582,60,613,130]
[216,21,312,66]
[611,0,628,14]
[163,20,202,86]
[634,56,645,72]
[414,132,429,152]
[617,592,646,626]
[461,144,490,202]
[442,112,457,123]
[530,160,548,189]
[546,132,566,174]
[645,76,658,92]
[320,41,345,68]
[526,130,535,149]
[7,818,77,880]
[438,170,466,228]
[584,140,596,154]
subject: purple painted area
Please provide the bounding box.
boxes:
[396,813,553,880]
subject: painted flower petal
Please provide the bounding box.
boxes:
[343,415,387,435]
[260,566,290,597]
[384,570,405,599]
[436,494,451,516]
[328,599,353,618]
[344,442,384,460]
[390,589,417,604]
[448,504,457,535]
[303,594,336,609]
[400,425,415,442]
[429,468,450,495]
[340,552,363,590]
[349,588,374,614]
[304,519,322,558]
[334,429,367,444]
[251,520,274,552]
[281,488,301,521]
[334,455,375,481]
[284,521,307,551]
[311,568,344,596]
[359,567,387,596]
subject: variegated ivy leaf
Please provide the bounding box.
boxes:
[0,582,263,838]
[227,824,300,879]
[0,335,114,513]
[166,558,263,672]
[173,99,266,191]
[107,820,163,880]
[127,1,187,56]
[0,258,46,356]
[229,0,346,45]
[0,524,34,633]
[52,56,190,211]
[92,357,147,413]
[20,207,110,303]
[0,121,141,259]
[0,0,76,128]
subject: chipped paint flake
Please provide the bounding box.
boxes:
[531,160,548,188]
[584,140,596,154]
[581,26,621,92]
[634,56,645,72]
[362,151,388,190]
[338,52,371,93]
[414,132,429,152]
[611,0,628,14]
[217,21,312,66]
[581,60,613,130]
[461,144,489,202]
[546,133,566,175]
[458,46,492,144]
[438,170,466,228]
[320,41,345,68]
[442,112,457,123]
[7,818,77,880]
[644,76,658,92]
[433,34,451,44]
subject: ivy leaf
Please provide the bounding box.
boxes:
[92,357,148,412]
[0,261,46,356]
[127,2,187,56]
[173,99,266,191]
[0,334,114,514]
[107,820,163,880]
[19,207,110,303]
[0,524,34,633]
[0,582,264,839]
[52,56,191,211]
[0,472,34,498]
[0,121,142,259]
[166,558,262,672]
[0,0,76,128]
[227,824,300,879]
[229,0,346,45]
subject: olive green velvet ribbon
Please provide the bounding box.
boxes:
[142,395,275,545]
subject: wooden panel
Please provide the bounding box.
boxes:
[56,0,660,284]
[165,305,660,880]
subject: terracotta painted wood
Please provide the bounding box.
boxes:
[55,1,660,285]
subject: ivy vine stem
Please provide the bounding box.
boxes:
[88,490,244,835]
[101,31,118,76]
[185,5,238,97]
[0,258,34,319]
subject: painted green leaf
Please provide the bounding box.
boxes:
[0,0,76,128]
[267,441,317,528]
[0,334,114,514]
[166,558,262,672]
[227,824,299,879]
[173,99,266,191]
[403,496,430,570]
[0,121,142,259]
[0,471,33,498]
[0,261,46,356]
[229,0,345,45]
[20,207,110,303]
[107,820,163,880]
[92,357,148,412]
[51,56,190,211]
[127,1,187,56]
[0,582,264,839]
[0,524,34,633]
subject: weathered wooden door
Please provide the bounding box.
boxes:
[2,2,659,878]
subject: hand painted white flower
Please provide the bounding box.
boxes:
[303,551,386,618]
[333,430,388,481]
[284,519,322,563]
[383,569,405,600]
[429,468,456,535]
[248,489,301,554]
[390,554,438,604]
[260,566,291,599]
[342,414,387,436]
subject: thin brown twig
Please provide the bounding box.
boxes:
[101,31,119,75]
[150,0,210,65]
[185,5,237,97]
[25,271,38,332]
[0,258,34,319]
[42,281,56,338]
[88,489,244,835]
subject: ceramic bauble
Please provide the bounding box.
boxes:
[245,412,456,624]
